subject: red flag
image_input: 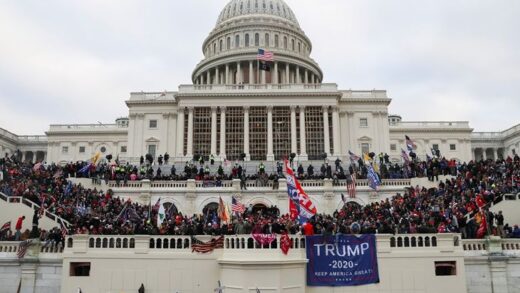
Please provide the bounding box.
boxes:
[476,195,486,209]
[477,212,487,239]
[280,232,292,255]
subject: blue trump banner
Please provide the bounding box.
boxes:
[306,234,379,286]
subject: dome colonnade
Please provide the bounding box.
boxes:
[192,0,323,86]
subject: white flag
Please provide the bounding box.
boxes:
[157,203,166,226]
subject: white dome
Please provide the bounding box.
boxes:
[216,0,300,27]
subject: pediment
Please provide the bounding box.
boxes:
[145,137,160,142]
[357,136,372,142]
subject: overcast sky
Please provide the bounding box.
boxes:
[0,0,519,135]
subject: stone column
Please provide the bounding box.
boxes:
[489,255,509,293]
[304,69,308,84]
[225,64,230,84]
[220,107,227,159]
[249,61,254,84]
[207,70,211,85]
[323,106,331,157]
[237,62,242,84]
[290,106,297,154]
[176,108,185,158]
[296,66,300,83]
[261,68,266,84]
[215,67,220,85]
[20,261,38,293]
[493,148,498,160]
[274,62,279,84]
[162,112,171,154]
[299,106,307,160]
[243,106,250,160]
[332,106,341,157]
[187,107,194,157]
[267,105,274,161]
[285,63,290,84]
[211,107,217,156]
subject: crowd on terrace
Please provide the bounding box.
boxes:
[1,151,520,244]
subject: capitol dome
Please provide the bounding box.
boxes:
[216,0,300,28]
[192,0,322,85]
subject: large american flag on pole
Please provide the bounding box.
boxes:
[17,239,33,258]
[0,221,10,232]
[231,196,246,214]
[257,49,274,61]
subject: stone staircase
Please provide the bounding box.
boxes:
[0,192,70,232]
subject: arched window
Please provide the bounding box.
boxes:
[274,35,279,47]
[245,34,250,47]
[219,40,223,52]
[283,36,287,49]
[235,35,240,48]
[227,37,231,50]
[213,43,216,54]
[265,33,270,47]
[298,42,301,53]
[291,39,295,51]
[255,33,260,46]
[203,202,220,215]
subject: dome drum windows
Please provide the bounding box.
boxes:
[245,34,250,47]
[255,33,260,46]
[265,33,270,47]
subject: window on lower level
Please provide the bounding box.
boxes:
[435,261,456,276]
[79,146,85,153]
[360,118,368,127]
[149,120,157,129]
[62,146,68,154]
[120,146,127,153]
[432,144,439,150]
[450,144,456,151]
[70,262,90,277]
[390,144,397,151]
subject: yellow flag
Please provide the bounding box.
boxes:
[91,152,101,165]
[363,153,371,163]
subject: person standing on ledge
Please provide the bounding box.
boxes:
[15,215,25,241]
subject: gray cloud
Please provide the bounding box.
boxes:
[0,0,518,134]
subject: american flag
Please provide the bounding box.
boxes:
[405,135,417,151]
[17,239,33,258]
[348,150,360,162]
[231,196,246,214]
[0,221,10,232]
[192,236,224,253]
[257,48,274,61]
[347,174,356,198]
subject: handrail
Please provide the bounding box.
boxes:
[0,192,71,226]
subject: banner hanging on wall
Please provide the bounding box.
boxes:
[306,234,379,286]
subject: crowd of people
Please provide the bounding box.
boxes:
[1,151,520,245]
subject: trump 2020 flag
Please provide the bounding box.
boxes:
[284,160,317,223]
[366,164,381,191]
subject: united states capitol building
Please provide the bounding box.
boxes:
[1,1,520,292]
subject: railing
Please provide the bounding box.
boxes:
[389,235,441,248]
[0,192,71,226]
[48,124,127,130]
[471,123,520,140]
[462,239,487,252]
[106,178,412,190]
[178,83,338,93]
[0,241,20,253]
[391,121,470,128]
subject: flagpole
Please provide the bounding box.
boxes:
[257,57,260,85]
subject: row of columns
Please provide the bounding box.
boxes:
[178,105,340,161]
[196,61,320,85]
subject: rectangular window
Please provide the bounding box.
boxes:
[149,120,158,128]
[249,107,267,161]
[450,144,456,151]
[120,146,127,153]
[361,143,370,154]
[360,118,368,127]
[432,144,439,150]
[193,107,212,156]
[390,144,397,151]
[79,146,85,153]
[435,261,456,276]
[70,262,91,277]
[62,146,68,154]
[148,145,156,158]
